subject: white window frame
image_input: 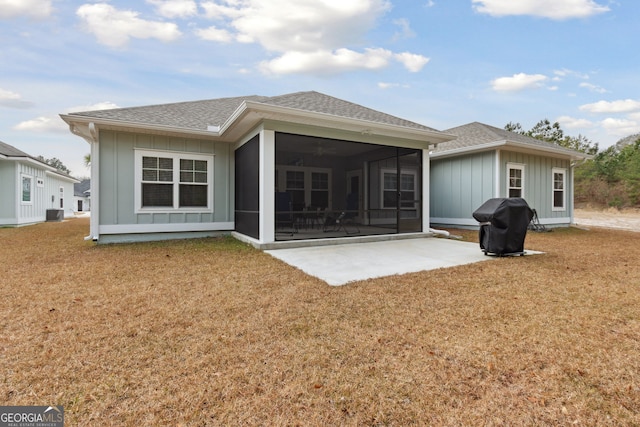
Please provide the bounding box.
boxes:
[552,167,567,212]
[21,174,33,205]
[134,149,214,214]
[275,166,332,209]
[59,186,64,208]
[381,168,418,211]
[506,163,525,198]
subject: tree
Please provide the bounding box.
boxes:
[84,153,91,168]
[504,119,598,155]
[37,156,72,175]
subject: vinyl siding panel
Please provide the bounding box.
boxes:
[500,151,572,223]
[0,160,16,223]
[98,130,233,228]
[430,151,495,222]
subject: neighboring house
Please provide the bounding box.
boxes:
[74,179,91,212]
[60,91,456,245]
[430,122,592,229]
[0,140,79,226]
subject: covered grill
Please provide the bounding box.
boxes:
[472,198,534,256]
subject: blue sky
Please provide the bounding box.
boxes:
[1,0,638,177]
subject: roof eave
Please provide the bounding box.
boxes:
[432,139,592,161]
[62,102,457,146]
[241,101,457,144]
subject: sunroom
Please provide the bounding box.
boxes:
[234,129,436,246]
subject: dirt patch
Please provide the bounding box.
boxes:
[575,207,640,232]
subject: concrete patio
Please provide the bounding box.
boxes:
[265,236,540,286]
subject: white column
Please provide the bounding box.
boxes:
[259,130,275,243]
[90,137,99,240]
[422,148,430,232]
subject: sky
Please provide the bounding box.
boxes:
[1,0,639,178]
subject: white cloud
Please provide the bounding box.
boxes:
[600,118,640,136]
[0,88,34,109]
[195,26,233,42]
[472,0,610,20]
[226,0,391,52]
[0,0,53,19]
[553,68,589,80]
[580,99,640,114]
[260,48,393,75]
[490,73,548,92]
[146,0,197,18]
[14,102,119,133]
[579,82,607,94]
[392,18,416,40]
[378,82,410,89]
[394,52,430,72]
[556,115,594,129]
[76,3,182,48]
[14,116,65,132]
[196,0,428,75]
[66,101,120,113]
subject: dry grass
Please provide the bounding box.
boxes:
[1,218,639,426]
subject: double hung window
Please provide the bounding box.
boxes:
[21,174,33,204]
[136,150,213,212]
[552,168,566,211]
[507,163,525,198]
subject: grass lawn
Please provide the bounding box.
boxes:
[1,217,639,425]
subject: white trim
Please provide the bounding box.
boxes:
[422,148,430,233]
[494,149,501,197]
[552,167,567,212]
[430,139,591,161]
[276,165,333,209]
[20,173,33,205]
[506,162,525,198]
[430,217,478,227]
[99,222,234,235]
[134,149,214,214]
[430,216,571,227]
[90,137,99,240]
[380,168,418,211]
[540,216,571,225]
[260,130,275,243]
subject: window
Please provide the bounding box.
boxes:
[311,172,329,208]
[276,167,331,210]
[135,150,213,212]
[552,168,566,211]
[382,169,417,209]
[59,186,64,208]
[507,163,525,198]
[21,175,33,204]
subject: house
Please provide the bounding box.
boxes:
[0,140,79,226]
[429,122,591,229]
[60,91,456,245]
[74,179,91,212]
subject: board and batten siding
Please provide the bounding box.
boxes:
[0,160,75,226]
[430,151,495,226]
[0,160,17,223]
[499,151,572,225]
[430,150,573,228]
[98,130,234,230]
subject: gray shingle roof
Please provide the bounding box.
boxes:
[67,91,438,133]
[0,140,31,157]
[74,179,91,196]
[434,121,586,157]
